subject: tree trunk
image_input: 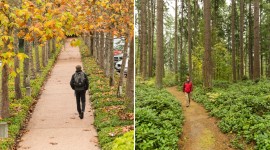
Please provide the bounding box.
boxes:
[46,41,49,65]
[100,32,104,69]
[268,52,270,78]
[34,38,40,73]
[105,33,110,77]
[24,41,30,87]
[29,41,36,78]
[188,0,192,79]
[147,0,151,78]
[48,39,51,59]
[1,35,11,118]
[194,0,198,47]
[14,32,22,99]
[34,37,40,73]
[117,35,130,97]
[141,0,147,80]
[42,44,46,67]
[126,37,134,105]
[52,38,56,54]
[95,32,100,65]
[1,65,9,118]
[93,31,97,59]
[179,0,184,82]
[239,0,244,79]
[155,0,163,89]
[248,0,253,79]
[109,33,115,86]
[174,0,178,83]
[261,54,263,76]
[203,0,212,89]
[231,0,236,82]
[90,32,94,56]
[149,0,155,77]
[253,0,260,80]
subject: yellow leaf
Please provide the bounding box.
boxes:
[16,68,21,73]
[17,53,29,61]
[8,44,13,50]
[2,52,15,59]
[10,71,17,78]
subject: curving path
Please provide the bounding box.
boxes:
[167,86,233,150]
[18,39,99,150]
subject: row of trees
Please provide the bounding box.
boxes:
[136,0,269,88]
[80,0,134,102]
[0,0,134,119]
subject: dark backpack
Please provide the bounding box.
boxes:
[74,72,86,88]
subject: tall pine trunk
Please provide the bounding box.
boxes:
[203,0,212,89]
[141,0,147,80]
[155,0,163,89]
[174,0,178,83]
[248,0,253,79]
[148,0,155,77]
[239,0,244,79]
[188,0,192,79]
[179,0,184,82]
[253,0,260,80]
[231,0,236,82]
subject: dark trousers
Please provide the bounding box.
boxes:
[75,90,86,113]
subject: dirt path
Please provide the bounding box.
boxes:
[167,86,233,150]
[17,39,99,150]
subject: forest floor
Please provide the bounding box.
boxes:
[17,39,99,150]
[167,86,233,150]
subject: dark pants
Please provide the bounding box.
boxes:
[75,90,86,114]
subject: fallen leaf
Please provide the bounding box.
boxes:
[50,142,58,145]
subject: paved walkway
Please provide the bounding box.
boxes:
[18,39,99,150]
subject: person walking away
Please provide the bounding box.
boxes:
[183,76,193,107]
[70,65,89,119]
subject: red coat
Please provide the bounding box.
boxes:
[183,81,193,93]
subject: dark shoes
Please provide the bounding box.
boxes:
[79,111,84,119]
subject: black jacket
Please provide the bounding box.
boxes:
[70,70,89,91]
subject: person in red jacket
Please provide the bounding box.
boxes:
[183,76,193,107]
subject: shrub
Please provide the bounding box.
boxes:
[191,80,270,149]
[136,83,184,150]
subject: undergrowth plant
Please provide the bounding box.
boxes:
[191,80,270,150]
[136,82,184,150]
